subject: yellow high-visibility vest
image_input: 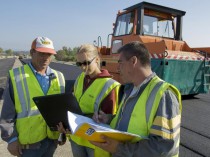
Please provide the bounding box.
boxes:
[95,76,182,157]
[9,64,65,144]
[71,72,120,149]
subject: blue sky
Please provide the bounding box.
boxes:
[0,0,209,51]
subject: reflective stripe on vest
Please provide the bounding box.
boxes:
[95,78,164,157]
[111,76,164,135]
[13,67,65,119]
[14,67,40,119]
[94,79,118,112]
[10,64,65,144]
[110,76,181,156]
[145,80,165,132]
[55,70,65,93]
[74,72,120,113]
[71,72,120,148]
[13,67,28,118]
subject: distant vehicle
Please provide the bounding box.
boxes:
[95,1,210,95]
[18,55,23,59]
[18,54,27,59]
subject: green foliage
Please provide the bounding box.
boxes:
[0,47,3,53]
[5,49,13,56]
[55,46,78,62]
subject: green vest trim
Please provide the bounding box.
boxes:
[10,64,65,144]
[71,72,120,148]
[106,76,181,157]
[74,72,120,114]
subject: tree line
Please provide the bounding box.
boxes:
[0,47,13,56]
[0,46,79,62]
[54,46,78,62]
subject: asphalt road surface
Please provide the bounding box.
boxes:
[0,58,210,157]
[0,58,16,99]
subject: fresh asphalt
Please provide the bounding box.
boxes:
[0,58,210,157]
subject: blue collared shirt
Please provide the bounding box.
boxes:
[28,62,52,95]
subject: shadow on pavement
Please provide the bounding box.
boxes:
[182,94,199,100]
[0,88,4,100]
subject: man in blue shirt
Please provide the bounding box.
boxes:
[0,37,65,157]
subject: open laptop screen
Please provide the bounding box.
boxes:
[33,93,83,131]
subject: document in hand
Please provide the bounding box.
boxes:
[67,111,142,142]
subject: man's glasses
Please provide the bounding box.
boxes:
[76,57,96,67]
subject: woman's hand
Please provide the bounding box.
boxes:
[92,110,112,124]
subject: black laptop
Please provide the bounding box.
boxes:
[33,93,83,131]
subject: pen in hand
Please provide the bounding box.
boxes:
[93,110,110,124]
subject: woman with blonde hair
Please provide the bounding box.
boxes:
[69,44,120,157]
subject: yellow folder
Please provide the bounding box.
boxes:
[67,111,142,143]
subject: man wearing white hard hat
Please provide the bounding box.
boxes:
[0,37,65,157]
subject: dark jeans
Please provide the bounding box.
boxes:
[70,139,94,157]
[21,138,57,157]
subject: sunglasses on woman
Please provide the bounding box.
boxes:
[76,57,96,67]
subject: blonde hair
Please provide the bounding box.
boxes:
[77,44,100,68]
